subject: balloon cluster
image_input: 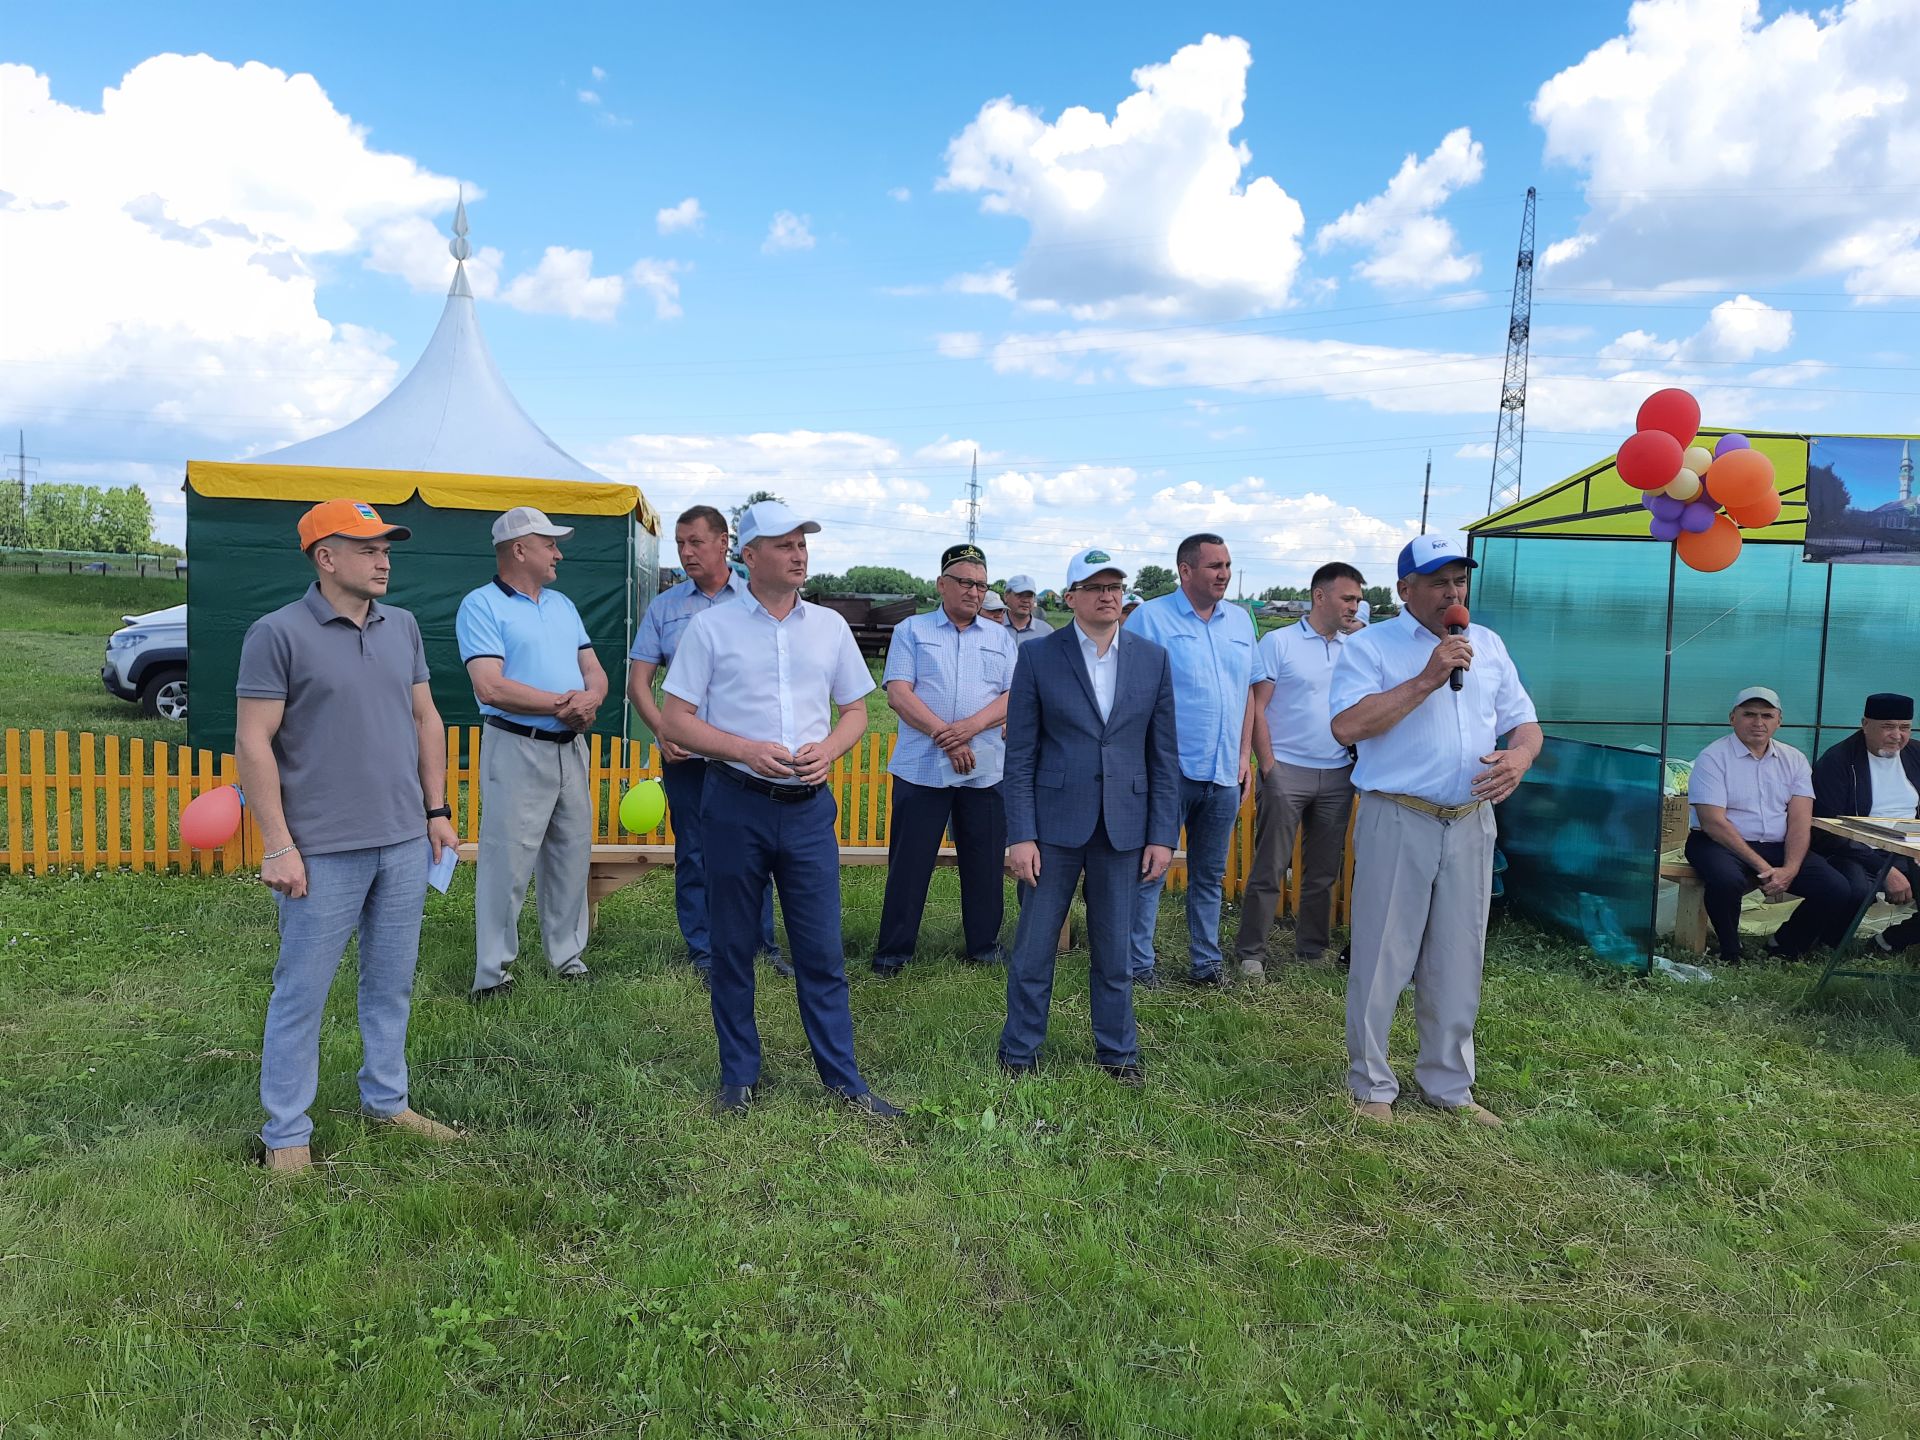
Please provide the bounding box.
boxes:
[1616,388,1779,573]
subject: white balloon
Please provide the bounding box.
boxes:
[1682,445,1713,475]
[1665,471,1702,501]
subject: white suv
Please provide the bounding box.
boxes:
[101,603,188,720]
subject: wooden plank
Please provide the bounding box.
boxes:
[171,742,189,871]
[79,733,98,870]
[52,730,73,865]
[194,750,216,875]
[27,729,48,876]
[129,739,145,872]
[104,734,122,871]
[156,741,174,870]
[4,730,23,873]
[218,752,243,873]
[864,733,882,846]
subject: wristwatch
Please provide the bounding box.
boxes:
[425,805,452,820]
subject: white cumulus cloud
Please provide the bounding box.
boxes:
[498,246,625,321]
[656,197,704,235]
[1316,127,1485,289]
[629,258,688,320]
[939,33,1306,319]
[763,210,815,253]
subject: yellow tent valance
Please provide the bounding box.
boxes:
[186,461,659,535]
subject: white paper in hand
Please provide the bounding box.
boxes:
[427,846,459,894]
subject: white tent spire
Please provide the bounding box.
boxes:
[448,187,473,298]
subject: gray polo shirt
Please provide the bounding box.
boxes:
[236,584,432,857]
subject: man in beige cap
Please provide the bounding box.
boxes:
[456,506,609,998]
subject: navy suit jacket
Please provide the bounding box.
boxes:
[1811,731,1920,865]
[1003,621,1181,853]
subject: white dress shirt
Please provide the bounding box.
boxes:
[1687,732,1813,841]
[1328,608,1537,807]
[1868,752,1918,819]
[663,589,875,784]
[1257,616,1351,769]
[1075,622,1118,722]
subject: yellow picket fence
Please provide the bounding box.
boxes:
[0,728,1353,920]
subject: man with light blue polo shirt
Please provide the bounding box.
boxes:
[659,500,902,1119]
[457,506,609,998]
[872,542,1018,977]
[626,504,785,985]
[1123,532,1257,988]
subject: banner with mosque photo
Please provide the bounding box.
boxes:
[1803,435,1920,564]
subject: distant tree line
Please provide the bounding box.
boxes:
[0,480,159,554]
[1259,582,1395,610]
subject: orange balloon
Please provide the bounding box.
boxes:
[181,784,243,849]
[1676,513,1743,573]
[1725,487,1781,529]
[1704,448,1774,509]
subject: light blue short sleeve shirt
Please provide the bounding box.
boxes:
[628,572,746,667]
[456,577,591,733]
[883,607,1018,788]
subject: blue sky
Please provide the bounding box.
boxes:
[6,0,1920,589]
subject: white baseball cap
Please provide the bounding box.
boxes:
[1733,685,1782,711]
[1004,573,1038,596]
[737,499,822,548]
[491,506,574,545]
[1065,546,1126,590]
[982,590,1006,612]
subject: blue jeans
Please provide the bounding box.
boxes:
[1130,778,1239,979]
[1000,824,1140,1067]
[661,757,780,972]
[701,768,865,1094]
[260,838,429,1149]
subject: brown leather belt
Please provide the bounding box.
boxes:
[1373,790,1484,822]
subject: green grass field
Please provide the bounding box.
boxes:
[0,573,185,745]
[3,572,1920,1437]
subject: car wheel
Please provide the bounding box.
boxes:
[141,667,188,720]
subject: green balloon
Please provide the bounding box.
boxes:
[618,779,667,834]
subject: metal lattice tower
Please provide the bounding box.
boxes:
[966,448,980,546]
[1485,186,1536,515]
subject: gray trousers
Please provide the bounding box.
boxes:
[1345,793,1495,1108]
[1233,760,1354,962]
[473,728,592,991]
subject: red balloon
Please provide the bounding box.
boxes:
[181,784,243,849]
[1636,388,1701,447]
[1617,429,1685,490]
[1704,448,1774,509]
[1676,514,1742,573]
[1725,487,1782,529]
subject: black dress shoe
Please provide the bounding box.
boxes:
[1132,970,1165,991]
[713,1083,756,1116]
[965,946,1005,966]
[1100,1062,1146,1086]
[470,977,515,1002]
[764,952,795,978]
[842,1090,905,1118]
[558,967,593,983]
[871,961,904,979]
[1179,969,1224,988]
[998,1057,1037,1077]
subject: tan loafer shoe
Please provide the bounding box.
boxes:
[379,1108,464,1142]
[1353,1100,1394,1124]
[263,1144,312,1174]
[1422,1098,1504,1128]
[1235,959,1267,984]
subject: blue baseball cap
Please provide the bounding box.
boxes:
[1397,533,1478,579]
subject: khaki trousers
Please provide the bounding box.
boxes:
[1345,792,1495,1108]
[1232,760,1354,962]
[472,728,592,991]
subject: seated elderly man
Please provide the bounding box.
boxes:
[1813,692,1920,954]
[1684,685,1854,965]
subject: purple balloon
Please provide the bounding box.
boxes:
[1646,492,1686,522]
[1649,515,1683,542]
[1680,499,1718,533]
[1713,433,1751,458]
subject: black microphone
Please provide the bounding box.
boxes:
[1443,603,1470,692]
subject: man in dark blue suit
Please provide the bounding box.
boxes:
[999,546,1181,1082]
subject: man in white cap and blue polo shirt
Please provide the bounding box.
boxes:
[457,505,609,999]
[1330,533,1541,1128]
[1003,574,1053,645]
[999,545,1180,1082]
[659,500,903,1118]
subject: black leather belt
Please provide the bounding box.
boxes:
[711,761,820,803]
[486,716,577,744]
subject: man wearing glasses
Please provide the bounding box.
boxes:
[873,544,1019,976]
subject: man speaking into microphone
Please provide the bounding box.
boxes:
[1329,534,1541,1128]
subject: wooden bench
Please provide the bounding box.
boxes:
[455,841,1078,953]
[1659,858,1709,956]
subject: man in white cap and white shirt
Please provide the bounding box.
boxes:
[1003,575,1053,645]
[659,500,903,1118]
[457,506,608,998]
[1329,534,1541,1128]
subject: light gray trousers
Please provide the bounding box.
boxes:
[472,727,592,991]
[1233,759,1355,962]
[1345,792,1495,1108]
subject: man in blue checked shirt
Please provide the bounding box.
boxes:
[626,504,787,985]
[1123,533,1258,988]
[872,543,1019,977]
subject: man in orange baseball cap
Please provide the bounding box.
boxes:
[234,497,460,1174]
